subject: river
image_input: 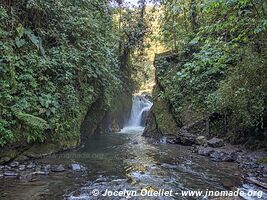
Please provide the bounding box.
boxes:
[0,95,265,200]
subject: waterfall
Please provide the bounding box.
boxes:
[123,95,153,131]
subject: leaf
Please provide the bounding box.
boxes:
[16,24,25,38]
[25,29,46,57]
[15,37,26,48]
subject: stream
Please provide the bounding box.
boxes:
[0,95,265,200]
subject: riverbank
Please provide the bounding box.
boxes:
[144,132,267,192]
[0,128,251,200]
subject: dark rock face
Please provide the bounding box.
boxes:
[175,133,196,146]
[207,137,225,148]
[141,110,149,127]
[143,86,180,139]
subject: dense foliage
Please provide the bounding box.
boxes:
[156,0,267,142]
[0,0,148,148]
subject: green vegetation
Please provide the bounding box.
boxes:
[0,0,149,149]
[153,0,267,144]
[1,0,266,151]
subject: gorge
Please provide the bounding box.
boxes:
[0,0,267,199]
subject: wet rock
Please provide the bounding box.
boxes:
[26,163,36,169]
[197,146,214,156]
[42,164,51,172]
[111,119,121,133]
[51,164,65,172]
[210,151,226,162]
[131,140,138,145]
[207,137,224,148]
[210,151,238,162]
[195,136,207,145]
[19,165,26,171]
[35,165,42,172]
[33,171,49,175]
[0,165,4,170]
[15,155,29,162]
[19,171,33,181]
[4,171,18,177]
[69,163,81,171]
[9,161,19,168]
[4,165,11,170]
[175,133,196,146]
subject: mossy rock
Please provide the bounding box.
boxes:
[258,157,267,164]
[0,150,19,164]
[22,140,79,159]
[144,86,179,138]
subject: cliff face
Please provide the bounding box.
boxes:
[143,53,222,142]
[143,53,181,139]
[143,51,266,149]
[143,85,179,139]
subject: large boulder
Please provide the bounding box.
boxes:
[51,164,65,172]
[207,137,225,148]
[175,132,196,146]
[197,146,215,156]
[195,136,207,145]
[143,86,180,138]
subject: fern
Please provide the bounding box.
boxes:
[14,111,48,130]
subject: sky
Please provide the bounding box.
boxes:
[127,0,139,5]
[126,0,154,6]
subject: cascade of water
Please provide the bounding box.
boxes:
[126,95,153,128]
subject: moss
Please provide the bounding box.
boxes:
[0,150,19,164]
[22,140,79,159]
[258,157,267,164]
[144,86,179,138]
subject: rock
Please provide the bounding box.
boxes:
[4,171,18,177]
[19,171,33,182]
[197,146,214,156]
[131,140,138,145]
[69,163,81,171]
[175,133,196,146]
[42,164,51,172]
[15,155,29,162]
[51,164,65,172]
[222,152,238,162]
[33,171,49,175]
[35,165,42,172]
[0,165,4,170]
[0,150,18,165]
[26,163,36,169]
[210,151,238,162]
[9,161,19,168]
[210,151,226,162]
[141,111,149,126]
[207,137,224,148]
[111,119,121,133]
[4,165,11,170]
[19,165,26,171]
[195,136,207,145]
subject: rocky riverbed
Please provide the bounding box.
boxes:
[166,134,267,192]
[0,160,85,181]
[0,132,266,200]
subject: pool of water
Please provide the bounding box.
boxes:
[1,128,257,200]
